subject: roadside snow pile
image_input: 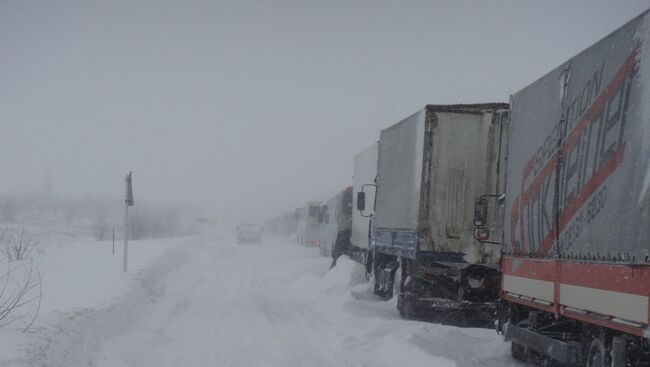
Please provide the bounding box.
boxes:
[303,251,516,367]
[318,256,366,293]
[0,233,200,367]
[22,245,190,367]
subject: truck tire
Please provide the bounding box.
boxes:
[586,337,610,367]
[364,252,373,281]
[397,293,418,319]
[511,341,529,362]
[393,258,402,298]
[372,255,386,298]
[395,259,411,318]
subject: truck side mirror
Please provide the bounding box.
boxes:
[357,192,366,212]
[474,197,488,227]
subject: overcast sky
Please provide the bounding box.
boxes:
[1,0,649,221]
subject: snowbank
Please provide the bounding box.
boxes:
[297,253,515,367]
[0,232,200,366]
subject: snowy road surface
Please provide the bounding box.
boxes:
[11,232,521,367]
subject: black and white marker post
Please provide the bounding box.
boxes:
[123,171,134,273]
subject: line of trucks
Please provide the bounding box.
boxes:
[266,10,650,366]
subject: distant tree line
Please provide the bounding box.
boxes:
[0,192,192,241]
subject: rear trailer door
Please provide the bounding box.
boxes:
[422,106,507,266]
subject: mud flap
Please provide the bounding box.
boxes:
[375,261,399,298]
[505,323,581,366]
[611,336,628,367]
[399,295,497,328]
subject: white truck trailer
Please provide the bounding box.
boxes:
[370,104,509,327]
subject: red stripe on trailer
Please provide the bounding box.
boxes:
[502,288,643,336]
[562,308,645,337]
[503,255,650,335]
[557,145,625,234]
[558,48,638,157]
[503,257,555,282]
[537,144,625,257]
[505,257,650,296]
[560,261,650,295]
[520,154,557,207]
[504,293,646,337]
[522,152,537,181]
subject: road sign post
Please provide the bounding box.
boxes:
[123,172,134,272]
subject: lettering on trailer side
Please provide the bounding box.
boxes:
[511,47,639,257]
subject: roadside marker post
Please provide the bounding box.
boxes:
[123,172,134,272]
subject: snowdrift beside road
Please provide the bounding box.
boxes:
[0,234,200,367]
[286,253,516,367]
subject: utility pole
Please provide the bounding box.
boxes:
[123,172,134,272]
[112,227,115,255]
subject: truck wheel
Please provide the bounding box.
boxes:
[373,279,381,295]
[393,258,402,298]
[586,337,610,367]
[397,293,418,319]
[372,258,385,297]
[364,253,373,281]
[511,341,529,362]
[396,293,407,317]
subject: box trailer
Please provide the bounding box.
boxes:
[371,103,508,326]
[484,9,650,366]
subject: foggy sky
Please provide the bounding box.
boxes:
[1,0,649,221]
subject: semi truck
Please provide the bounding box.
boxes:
[370,103,509,327]
[296,201,323,245]
[477,9,650,366]
[318,186,353,258]
[351,143,378,275]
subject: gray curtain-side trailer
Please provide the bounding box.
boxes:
[488,9,650,366]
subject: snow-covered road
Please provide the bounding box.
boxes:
[14,232,522,367]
